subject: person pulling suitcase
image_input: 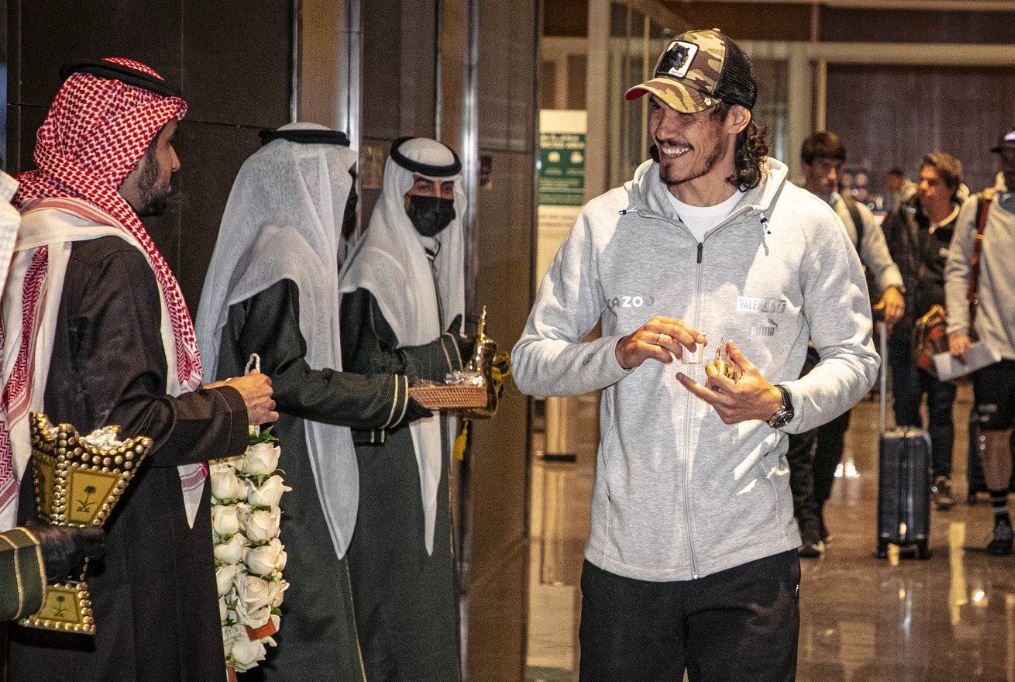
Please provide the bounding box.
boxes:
[876,316,933,560]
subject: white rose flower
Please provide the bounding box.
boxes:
[243,508,281,543]
[218,600,239,626]
[211,436,288,674]
[210,466,245,501]
[214,533,245,565]
[231,637,267,673]
[241,442,281,476]
[244,539,287,576]
[215,563,241,598]
[236,595,272,630]
[235,574,273,611]
[270,579,289,608]
[211,458,242,476]
[234,572,286,621]
[223,623,245,645]
[221,631,234,659]
[211,505,241,537]
[247,475,291,508]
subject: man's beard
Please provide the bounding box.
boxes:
[658,134,728,188]
[135,155,170,217]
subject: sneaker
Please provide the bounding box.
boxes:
[932,477,954,511]
[798,540,825,558]
[819,518,831,544]
[987,521,1013,556]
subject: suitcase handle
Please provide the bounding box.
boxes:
[878,320,889,435]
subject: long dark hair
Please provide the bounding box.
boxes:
[711,102,768,191]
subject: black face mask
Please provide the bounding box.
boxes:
[406,195,455,237]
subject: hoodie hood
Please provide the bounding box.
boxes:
[625,156,789,220]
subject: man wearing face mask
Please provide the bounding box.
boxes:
[338,136,470,680]
[196,125,440,679]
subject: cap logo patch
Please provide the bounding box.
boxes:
[656,40,698,79]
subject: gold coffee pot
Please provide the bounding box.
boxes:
[461,306,510,420]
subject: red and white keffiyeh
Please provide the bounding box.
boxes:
[0,58,204,529]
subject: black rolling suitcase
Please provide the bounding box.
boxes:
[966,406,1015,503]
[875,321,933,559]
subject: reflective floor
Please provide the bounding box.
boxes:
[527,386,1015,681]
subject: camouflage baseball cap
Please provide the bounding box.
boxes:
[625,28,757,113]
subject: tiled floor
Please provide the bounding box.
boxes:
[526,386,1015,680]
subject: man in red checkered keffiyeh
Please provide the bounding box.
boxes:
[1,57,277,681]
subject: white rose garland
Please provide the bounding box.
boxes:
[211,426,290,674]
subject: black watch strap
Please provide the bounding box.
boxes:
[766,384,794,428]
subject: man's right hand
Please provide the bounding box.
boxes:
[447,314,475,364]
[948,331,973,364]
[206,371,279,426]
[615,316,706,370]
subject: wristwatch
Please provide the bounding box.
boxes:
[766,384,795,428]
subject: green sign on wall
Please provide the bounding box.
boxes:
[538,131,585,207]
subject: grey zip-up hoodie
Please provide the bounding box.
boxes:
[944,175,1015,360]
[513,157,879,582]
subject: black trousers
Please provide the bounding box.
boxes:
[812,409,852,508]
[786,428,820,543]
[578,551,800,681]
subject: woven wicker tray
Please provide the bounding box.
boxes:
[409,384,487,409]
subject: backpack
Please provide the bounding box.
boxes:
[842,196,864,249]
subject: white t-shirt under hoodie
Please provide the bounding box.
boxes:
[667,189,744,242]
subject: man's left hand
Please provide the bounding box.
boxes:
[206,371,278,426]
[24,519,105,583]
[873,287,905,334]
[676,339,783,425]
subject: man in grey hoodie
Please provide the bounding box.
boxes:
[946,129,1015,556]
[513,29,878,680]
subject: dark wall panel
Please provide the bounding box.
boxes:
[478,6,511,150]
[544,0,588,37]
[507,2,537,155]
[467,3,538,680]
[360,0,439,223]
[468,79,535,682]
[175,122,265,306]
[7,0,293,311]
[5,103,44,174]
[10,0,182,106]
[361,0,437,142]
[826,65,1015,198]
[470,148,533,581]
[465,543,528,680]
[181,1,292,128]
[820,8,1015,44]
[545,2,1015,44]
[664,1,812,41]
[479,1,536,152]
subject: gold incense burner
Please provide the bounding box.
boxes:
[19,412,151,635]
